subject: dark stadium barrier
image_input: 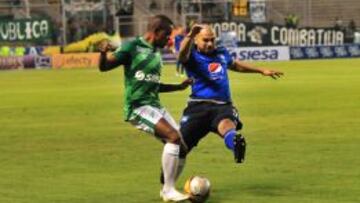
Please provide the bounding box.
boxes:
[211,22,345,47]
[0,18,52,44]
[290,44,360,60]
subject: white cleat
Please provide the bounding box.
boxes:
[161,189,189,202]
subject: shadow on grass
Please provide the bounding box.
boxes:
[210,180,293,202]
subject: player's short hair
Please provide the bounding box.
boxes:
[147,14,174,33]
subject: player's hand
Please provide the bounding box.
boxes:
[180,78,194,89]
[97,39,114,52]
[262,69,284,79]
[187,24,204,38]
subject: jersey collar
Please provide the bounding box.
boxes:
[139,36,154,49]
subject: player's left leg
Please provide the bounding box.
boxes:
[161,108,188,182]
[156,108,189,202]
[211,104,246,163]
[160,144,188,185]
[128,105,188,201]
[218,119,246,163]
[159,102,211,187]
[155,118,189,202]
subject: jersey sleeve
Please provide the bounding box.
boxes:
[112,42,132,65]
[220,47,234,67]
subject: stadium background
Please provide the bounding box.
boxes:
[1,0,360,68]
[1,1,360,203]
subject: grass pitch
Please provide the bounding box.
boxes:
[1,59,360,203]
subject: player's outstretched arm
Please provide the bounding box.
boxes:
[159,78,193,93]
[230,60,284,79]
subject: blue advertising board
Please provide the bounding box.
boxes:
[290,44,360,59]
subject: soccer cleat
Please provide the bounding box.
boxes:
[234,134,246,163]
[161,188,189,202]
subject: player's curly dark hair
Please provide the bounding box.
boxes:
[147,14,174,33]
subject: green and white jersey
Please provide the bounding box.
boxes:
[113,37,163,120]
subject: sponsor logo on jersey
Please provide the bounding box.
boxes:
[208,63,223,80]
[208,63,223,73]
[135,70,145,80]
[134,70,160,83]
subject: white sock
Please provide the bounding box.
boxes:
[175,158,186,181]
[162,143,180,193]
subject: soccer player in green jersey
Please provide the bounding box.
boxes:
[98,15,191,202]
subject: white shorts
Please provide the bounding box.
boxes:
[128,105,179,135]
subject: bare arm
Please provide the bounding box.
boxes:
[98,40,122,72]
[159,78,193,93]
[99,52,120,72]
[178,24,203,63]
[230,60,284,79]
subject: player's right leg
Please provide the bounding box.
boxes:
[155,118,189,202]
[128,105,188,202]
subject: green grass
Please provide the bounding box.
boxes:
[1,59,360,203]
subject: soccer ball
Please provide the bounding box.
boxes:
[184,176,211,203]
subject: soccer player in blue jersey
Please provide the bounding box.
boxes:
[159,24,283,185]
[178,24,283,161]
[162,24,283,184]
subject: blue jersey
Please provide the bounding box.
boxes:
[183,47,234,102]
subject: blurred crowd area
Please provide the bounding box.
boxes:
[0,0,359,47]
[0,0,121,46]
[1,1,360,70]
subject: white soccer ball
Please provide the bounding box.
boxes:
[184,176,211,203]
